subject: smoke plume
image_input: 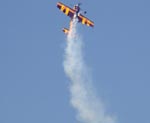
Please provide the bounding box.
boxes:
[63,18,116,123]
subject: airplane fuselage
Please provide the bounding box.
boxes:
[73,5,80,14]
[57,2,94,34]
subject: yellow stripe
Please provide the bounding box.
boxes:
[82,18,86,24]
[87,21,90,26]
[61,5,65,11]
[65,8,69,15]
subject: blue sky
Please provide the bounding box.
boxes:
[0,0,150,123]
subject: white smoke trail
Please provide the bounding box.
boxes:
[63,18,116,123]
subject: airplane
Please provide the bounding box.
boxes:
[56,2,94,34]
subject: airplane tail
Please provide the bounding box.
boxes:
[62,28,69,34]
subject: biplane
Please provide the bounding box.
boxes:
[56,2,94,34]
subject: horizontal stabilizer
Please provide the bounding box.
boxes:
[62,28,69,34]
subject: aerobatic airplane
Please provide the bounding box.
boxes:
[57,2,94,34]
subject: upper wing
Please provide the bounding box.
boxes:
[57,2,75,18]
[78,14,94,27]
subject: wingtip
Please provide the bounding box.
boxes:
[57,2,61,5]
